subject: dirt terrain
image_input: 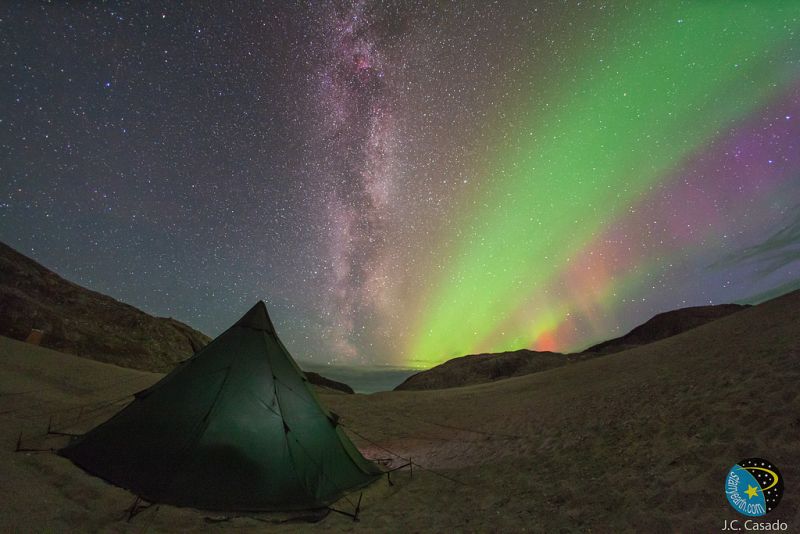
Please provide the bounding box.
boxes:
[1,290,798,531]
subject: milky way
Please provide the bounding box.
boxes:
[2,2,799,369]
[307,1,401,361]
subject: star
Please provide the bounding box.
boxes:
[745,485,759,499]
[2,1,800,379]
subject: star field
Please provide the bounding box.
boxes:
[1,2,799,368]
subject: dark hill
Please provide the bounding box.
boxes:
[304,371,355,394]
[398,302,751,391]
[0,242,211,371]
[581,303,749,355]
[395,349,566,391]
[0,242,355,393]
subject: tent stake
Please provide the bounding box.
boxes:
[126,496,152,522]
[385,460,412,486]
[48,430,81,437]
[47,416,81,437]
[127,496,141,522]
[12,430,51,452]
[354,492,362,521]
[328,506,360,522]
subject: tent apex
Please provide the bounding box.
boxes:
[234,300,277,333]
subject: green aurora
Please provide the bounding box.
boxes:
[408,3,800,366]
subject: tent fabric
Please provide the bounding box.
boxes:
[60,301,382,511]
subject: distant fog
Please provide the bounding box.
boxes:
[300,362,418,394]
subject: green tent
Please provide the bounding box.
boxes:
[60,302,382,511]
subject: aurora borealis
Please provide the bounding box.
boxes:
[2,2,799,372]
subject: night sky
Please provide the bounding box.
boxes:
[2,2,799,370]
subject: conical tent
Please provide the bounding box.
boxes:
[60,302,382,511]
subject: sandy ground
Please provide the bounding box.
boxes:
[1,290,799,532]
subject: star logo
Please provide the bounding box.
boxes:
[725,458,784,516]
